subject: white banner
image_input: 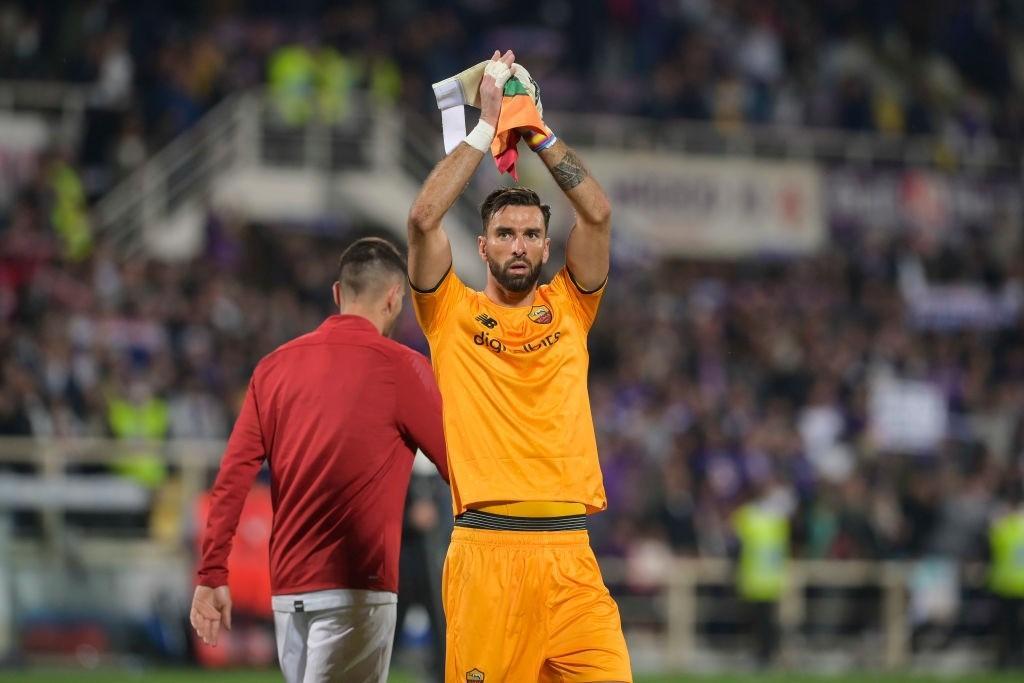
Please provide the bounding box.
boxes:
[827,167,1022,238]
[869,375,948,453]
[581,151,824,257]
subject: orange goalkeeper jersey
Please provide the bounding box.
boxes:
[412,266,608,515]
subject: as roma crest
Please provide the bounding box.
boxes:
[466,668,485,682]
[528,305,553,325]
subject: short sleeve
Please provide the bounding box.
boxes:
[548,267,606,332]
[411,267,470,338]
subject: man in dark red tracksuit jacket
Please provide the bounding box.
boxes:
[190,237,448,683]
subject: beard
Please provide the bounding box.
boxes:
[487,254,542,293]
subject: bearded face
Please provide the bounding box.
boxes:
[486,253,543,292]
[479,204,550,296]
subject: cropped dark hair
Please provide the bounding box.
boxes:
[337,237,407,297]
[480,187,551,234]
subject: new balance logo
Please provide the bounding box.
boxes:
[475,314,498,329]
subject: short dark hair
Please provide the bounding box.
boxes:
[480,187,551,234]
[337,237,406,298]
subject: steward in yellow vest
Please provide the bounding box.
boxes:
[733,486,791,666]
[989,484,1024,669]
[107,383,170,488]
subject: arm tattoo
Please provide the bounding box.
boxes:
[551,148,589,191]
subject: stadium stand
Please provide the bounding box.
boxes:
[1,0,1023,675]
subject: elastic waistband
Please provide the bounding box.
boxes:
[473,501,587,517]
[454,509,586,532]
[271,589,397,613]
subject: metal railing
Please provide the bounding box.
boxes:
[92,88,427,251]
[400,107,482,231]
[92,91,257,252]
[0,80,92,150]
[0,437,1002,673]
[0,437,223,553]
[0,437,226,660]
[596,555,996,673]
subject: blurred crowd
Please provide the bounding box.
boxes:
[4,1,1024,176]
[2,0,1024,568]
[0,191,351,444]
[587,236,1024,566]
[3,155,1023,568]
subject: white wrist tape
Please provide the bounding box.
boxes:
[464,120,495,152]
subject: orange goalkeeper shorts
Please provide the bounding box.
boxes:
[443,520,632,682]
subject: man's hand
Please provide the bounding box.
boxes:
[190,585,232,647]
[512,63,543,118]
[479,50,515,127]
[510,62,555,151]
[410,499,439,531]
[409,50,515,291]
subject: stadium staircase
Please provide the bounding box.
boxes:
[92,88,486,283]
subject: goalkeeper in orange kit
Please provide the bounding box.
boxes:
[407,49,632,683]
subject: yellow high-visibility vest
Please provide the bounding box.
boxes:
[50,162,92,261]
[734,503,789,601]
[989,511,1024,598]
[107,397,170,488]
[316,48,357,123]
[268,45,317,125]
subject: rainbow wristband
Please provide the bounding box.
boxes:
[526,127,557,152]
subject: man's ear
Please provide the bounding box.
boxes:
[478,234,487,263]
[332,281,343,309]
[386,281,403,314]
[542,236,551,265]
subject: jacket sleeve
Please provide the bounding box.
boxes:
[395,350,449,483]
[196,376,267,587]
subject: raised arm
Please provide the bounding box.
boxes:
[537,139,611,291]
[407,50,515,291]
[407,144,481,291]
